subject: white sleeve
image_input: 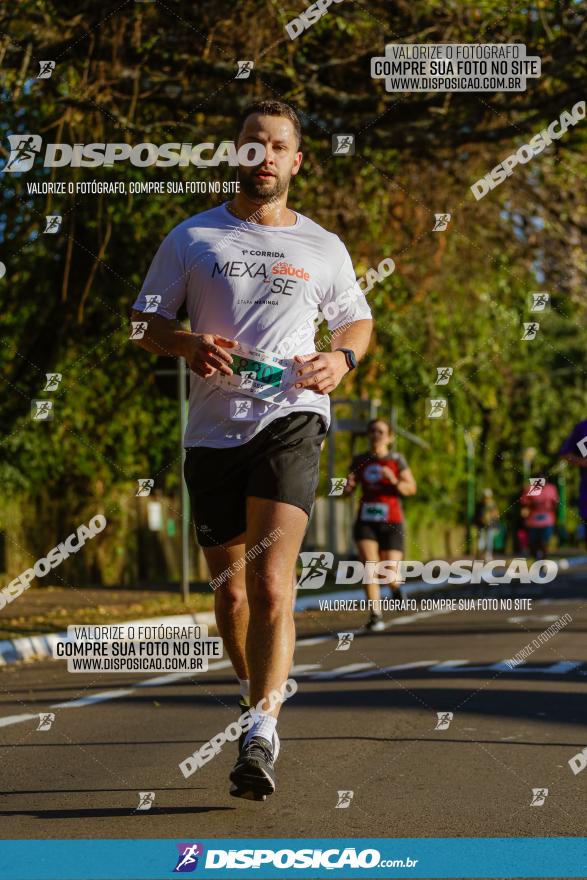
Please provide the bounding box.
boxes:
[133,229,187,320]
[319,241,372,332]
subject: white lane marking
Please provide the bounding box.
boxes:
[0,713,38,728]
[53,689,135,708]
[429,660,469,672]
[0,659,234,729]
[308,663,374,680]
[290,663,322,676]
[135,660,233,688]
[508,615,559,624]
[345,660,437,679]
[541,661,582,674]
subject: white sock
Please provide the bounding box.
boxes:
[244,711,278,753]
[238,678,250,700]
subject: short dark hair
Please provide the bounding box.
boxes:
[367,418,392,434]
[236,100,302,149]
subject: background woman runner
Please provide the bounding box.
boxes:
[344,419,417,631]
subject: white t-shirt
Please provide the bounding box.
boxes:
[133,203,372,447]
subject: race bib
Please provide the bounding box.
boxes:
[360,502,389,522]
[213,341,294,403]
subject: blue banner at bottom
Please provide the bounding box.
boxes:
[1,838,586,879]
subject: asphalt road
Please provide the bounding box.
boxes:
[0,567,586,843]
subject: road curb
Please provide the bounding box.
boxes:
[0,611,216,667]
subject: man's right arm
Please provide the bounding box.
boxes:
[130,310,236,377]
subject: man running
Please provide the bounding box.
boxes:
[131,100,372,800]
[343,419,416,630]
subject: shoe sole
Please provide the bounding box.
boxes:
[229,764,275,799]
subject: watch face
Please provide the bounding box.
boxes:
[345,349,357,369]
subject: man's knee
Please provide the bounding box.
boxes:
[214,575,247,608]
[247,574,293,615]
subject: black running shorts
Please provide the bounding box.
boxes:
[184,411,327,547]
[353,520,405,552]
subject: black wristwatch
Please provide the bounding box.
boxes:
[336,348,357,372]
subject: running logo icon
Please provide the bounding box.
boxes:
[44,373,62,391]
[433,213,451,231]
[332,134,355,155]
[130,321,148,340]
[530,293,550,311]
[144,294,161,313]
[427,398,447,418]
[31,400,53,420]
[435,367,453,385]
[44,215,62,234]
[435,711,453,731]
[231,398,253,419]
[3,134,42,173]
[136,478,154,497]
[530,788,548,806]
[296,552,334,589]
[136,791,155,810]
[336,632,354,651]
[329,477,347,496]
[335,790,354,809]
[37,61,55,79]
[528,478,546,496]
[37,712,55,731]
[173,843,204,872]
[235,60,254,79]
[522,322,539,340]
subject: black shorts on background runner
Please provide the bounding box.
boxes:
[184,412,327,547]
[353,521,405,551]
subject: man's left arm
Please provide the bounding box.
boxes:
[293,318,372,393]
